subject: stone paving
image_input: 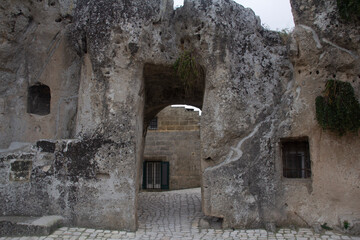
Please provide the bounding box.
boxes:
[1,188,359,240]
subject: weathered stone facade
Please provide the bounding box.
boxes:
[281,0,360,231]
[0,0,359,234]
[0,0,80,148]
[144,106,201,190]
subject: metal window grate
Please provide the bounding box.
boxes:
[282,140,311,178]
[149,117,158,130]
[146,162,161,189]
[143,161,169,190]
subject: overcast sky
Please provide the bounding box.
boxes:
[174,0,294,31]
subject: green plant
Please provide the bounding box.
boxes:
[344,220,350,230]
[173,50,203,96]
[315,79,360,136]
[321,223,333,230]
[337,0,360,22]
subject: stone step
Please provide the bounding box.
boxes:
[0,215,64,236]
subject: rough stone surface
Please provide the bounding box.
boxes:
[282,0,360,231]
[0,138,138,231]
[1,189,359,239]
[0,0,81,148]
[0,215,63,237]
[0,0,359,233]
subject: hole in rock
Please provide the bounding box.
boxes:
[27,83,51,116]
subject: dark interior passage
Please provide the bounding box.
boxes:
[27,83,51,116]
[143,63,205,127]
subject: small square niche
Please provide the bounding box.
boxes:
[281,138,311,179]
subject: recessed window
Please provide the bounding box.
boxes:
[142,161,169,190]
[148,117,158,130]
[282,138,311,178]
[27,83,51,115]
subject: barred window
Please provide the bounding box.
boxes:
[142,161,169,190]
[149,117,158,130]
[282,139,311,178]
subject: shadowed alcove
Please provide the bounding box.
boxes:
[27,83,51,116]
[138,62,206,227]
[143,63,205,128]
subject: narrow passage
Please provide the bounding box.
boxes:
[137,188,204,234]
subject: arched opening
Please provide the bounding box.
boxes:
[27,83,51,116]
[143,105,202,190]
[143,63,204,127]
[138,63,206,230]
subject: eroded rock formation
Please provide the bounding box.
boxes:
[0,0,359,233]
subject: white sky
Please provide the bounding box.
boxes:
[174,0,294,31]
[171,105,202,115]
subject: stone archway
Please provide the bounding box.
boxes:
[138,61,206,227]
[143,63,205,128]
[70,0,293,230]
[140,62,205,187]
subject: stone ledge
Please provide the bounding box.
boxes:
[0,215,64,236]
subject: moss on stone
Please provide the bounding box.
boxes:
[337,0,360,22]
[173,51,202,96]
[316,79,360,136]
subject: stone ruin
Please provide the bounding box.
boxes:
[0,0,359,234]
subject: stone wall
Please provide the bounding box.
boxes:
[0,0,359,233]
[279,0,360,231]
[0,0,80,149]
[144,106,201,190]
[0,137,140,231]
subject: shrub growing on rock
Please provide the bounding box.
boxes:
[316,79,360,136]
[173,50,203,96]
[337,0,360,22]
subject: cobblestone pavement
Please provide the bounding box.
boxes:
[1,188,359,240]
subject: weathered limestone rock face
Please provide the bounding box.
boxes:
[68,0,292,229]
[0,0,80,148]
[0,0,359,233]
[284,0,360,232]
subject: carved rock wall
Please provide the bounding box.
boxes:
[0,0,80,148]
[0,0,359,233]
[67,0,293,229]
[283,0,360,231]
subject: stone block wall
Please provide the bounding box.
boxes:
[144,106,201,190]
[155,106,200,132]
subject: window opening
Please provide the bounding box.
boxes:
[27,83,51,115]
[143,161,169,190]
[282,139,311,178]
[148,117,158,130]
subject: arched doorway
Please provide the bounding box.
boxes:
[142,63,205,125]
[138,62,206,228]
[142,105,202,191]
